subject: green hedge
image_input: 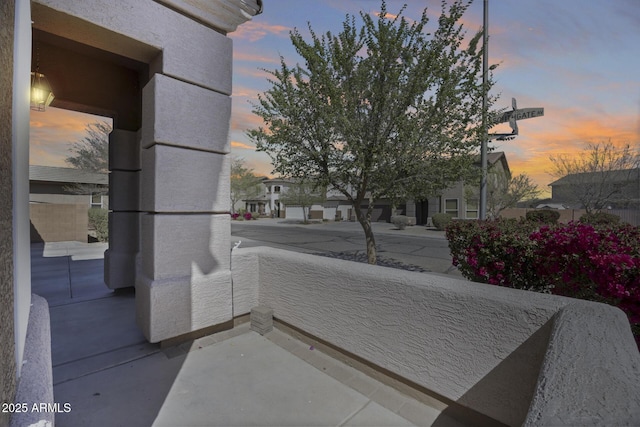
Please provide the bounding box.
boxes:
[580,211,620,225]
[432,213,453,231]
[88,208,108,242]
[391,215,410,230]
[525,209,560,224]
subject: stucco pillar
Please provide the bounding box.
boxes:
[11,0,32,380]
[105,129,141,289]
[137,70,233,342]
[27,0,262,342]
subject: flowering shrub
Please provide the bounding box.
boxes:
[231,213,240,220]
[447,219,640,347]
[243,212,253,220]
[530,223,640,323]
[446,219,542,289]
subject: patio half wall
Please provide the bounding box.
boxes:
[232,246,640,426]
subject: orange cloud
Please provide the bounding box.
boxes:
[373,11,400,20]
[231,140,255,150]
[29,147,70,168]
[230,109,264,132]
[494,106,639,196]
[30,107,99,133]
[29,107,113,167]
[231,21,290,42]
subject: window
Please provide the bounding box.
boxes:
[90,193,103,209]
[273,186,281,193]
[444,199,458,218]
[466,199,478,219]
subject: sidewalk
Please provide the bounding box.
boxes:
[32,241,461,426]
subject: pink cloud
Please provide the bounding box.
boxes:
[233,51,279,64]
[230,109,264,132]
[231,21,290,42]
[235,66,272,80]
[232,86,260,98]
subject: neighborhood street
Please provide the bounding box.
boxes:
[231,219,463,277]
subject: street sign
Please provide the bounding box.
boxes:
[494,108,544,125]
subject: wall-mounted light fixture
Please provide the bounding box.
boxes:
[30,44,54,111]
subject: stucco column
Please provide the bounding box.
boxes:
[137,70,232,342]
[27,0,263,342]
[105,129,141,289]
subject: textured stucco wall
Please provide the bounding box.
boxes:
[106,128,140,289]
[232,247,565,425]
[231,249,259,316]
[0,1,17,424]
[32,0,233,94]
[232,247,640,426]
[525,303,640,426]
[9,295,53,427]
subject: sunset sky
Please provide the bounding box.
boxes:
[31,0,640,197]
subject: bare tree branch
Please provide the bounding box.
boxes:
[549,141,640,213]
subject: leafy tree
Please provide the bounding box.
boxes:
[66,121,111,172]
[549,141,640,213]
[64,121,111,196]
[278,181,325,224]
[230,157,263,214]
[249,0,496,264]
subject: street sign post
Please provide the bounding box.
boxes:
[488,98,544,141]
[494,108,544,124]
[480,97,545,219]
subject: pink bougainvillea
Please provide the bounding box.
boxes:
[447,219,640,348]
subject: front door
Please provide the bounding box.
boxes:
[416,200,429,225]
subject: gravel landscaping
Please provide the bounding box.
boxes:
[313,251,430,272]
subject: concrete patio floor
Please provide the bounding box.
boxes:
[31,241,469,427]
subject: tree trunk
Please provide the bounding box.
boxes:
[354,202,377,264]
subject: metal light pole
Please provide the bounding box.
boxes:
[479,0,489,220]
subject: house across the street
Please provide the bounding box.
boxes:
[549,168,640,210]
[30,165,108,208]
[242,152,511,225]
[29,165,108,242]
